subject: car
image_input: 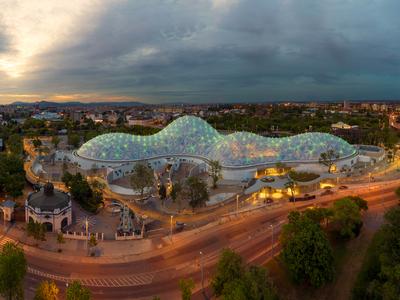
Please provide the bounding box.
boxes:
[321,189,334,196]
[339,185,348,190]
[175,222,185,232]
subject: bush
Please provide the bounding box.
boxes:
[288,170,319,182]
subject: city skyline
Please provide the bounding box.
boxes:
[0,0,400,104]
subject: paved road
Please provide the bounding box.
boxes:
[15,183,398,299]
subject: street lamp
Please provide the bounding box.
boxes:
[170,215,173,242]
[200,251,204,293]
[270,224,274,258]
[236,194,239,215]
[85,216,89,252]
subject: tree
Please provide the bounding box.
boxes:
[32,138,42,150]
[280,211,334,287]
[6,134,23,155]
[352,207,400,299]
[88,234,97,248]
[303,207,333,226]
[348,196,368,211]
[319,149,339,173]
[0,153,26,198]
[34,280,59,300]
[0,242,27,300]
[212,249,244,296]
[67,133,80,148]
[51,135,60,149]
[66,281,91,300]
[88,179,105,193]
[158,183,167,206]
[284,177,296,202]
[185,176,208,211]
[63,173,102,213]
[212,249,278,299]
[57,232,65,251]
[27,219,46,241]
[130,162,154,199]
[170,182,183,209]
[331,197,363,238]
[179,278,194,300]
[209,160,222,189]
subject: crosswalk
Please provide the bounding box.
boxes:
[0,235,17,250]
[27,267,154,287]
[0,235,154,288]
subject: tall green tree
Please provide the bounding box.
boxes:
[280,211,334,287]
[0,153,25,198]
[211,249,244,296]
[66,281,91,300]
[0,242,27,300]
[331,197,363,238]
[51,135,61,149]
[34,280,59,300]
[130,162,154,199]
[67,134,81,148]
[212,249,278,299]
[179,278,194,300]
[209,160,222,189]
[185,176,209,211]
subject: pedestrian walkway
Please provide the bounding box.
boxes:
[27,267,154,287]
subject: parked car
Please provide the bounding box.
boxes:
[339,185,348,190]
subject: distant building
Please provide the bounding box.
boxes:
[331,122,361,144]
[32,111,62,121]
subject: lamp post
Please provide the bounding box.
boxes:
[270,224,274,258]
[200,251,204,293]
[85,216,89,252]
[170,215,173,242]
[236,194,239,215]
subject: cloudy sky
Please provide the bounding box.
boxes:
[0,0,399,104]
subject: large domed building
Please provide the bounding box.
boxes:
[60,116,358,180]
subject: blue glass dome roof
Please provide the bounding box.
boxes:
[77,116,357,167]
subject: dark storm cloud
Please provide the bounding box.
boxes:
[3,0,400,103]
